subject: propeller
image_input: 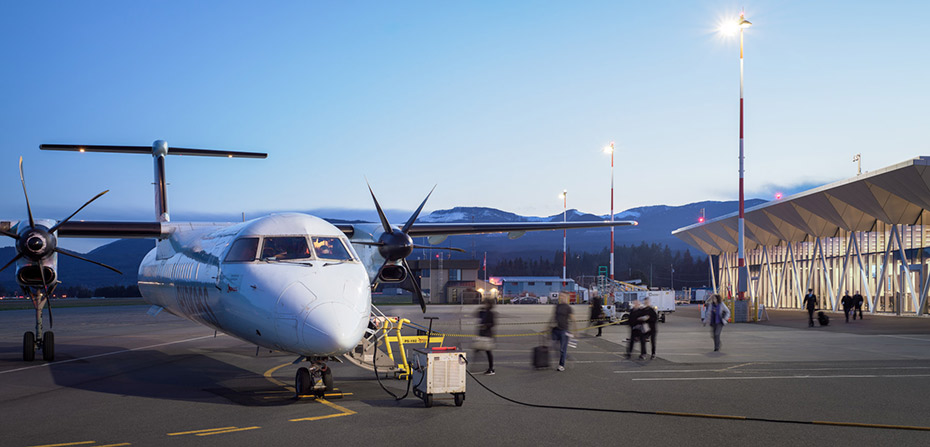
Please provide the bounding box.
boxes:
[359,184,463,313]
[0,157,122,296]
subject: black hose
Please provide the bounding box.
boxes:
[372,329,412,401]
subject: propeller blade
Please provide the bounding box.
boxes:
[402,258,426,313]
[366,182,393,234]
[0,253,24,273]
[401,185,436,234]
[45,289,54,329]
[49,190,110,233]
[411,244,465,253]
[0,229,18,239]
[352,241,385,247]
[38,259,49,295]
[19,157,35,229]
[55,248,122,274]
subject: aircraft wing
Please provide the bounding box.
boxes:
[405,220,637,237]
[53,221,235,238]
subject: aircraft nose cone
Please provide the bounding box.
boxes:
[302,302,366,355]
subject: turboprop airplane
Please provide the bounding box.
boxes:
[1,140,637,396]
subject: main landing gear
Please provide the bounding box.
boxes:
[295,357,335,398]
[22,285,56,362]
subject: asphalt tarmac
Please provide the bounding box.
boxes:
[2,303,929,447]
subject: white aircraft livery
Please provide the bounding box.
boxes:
[0,140,636,396]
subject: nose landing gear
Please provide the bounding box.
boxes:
[295,358,335,398]
[21,286,55,362]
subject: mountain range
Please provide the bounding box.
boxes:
[0,199,763,290]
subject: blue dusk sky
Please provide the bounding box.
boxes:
[1,1,928,235]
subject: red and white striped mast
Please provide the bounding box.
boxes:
[737,11,752,302]
[561,189,568,287]
[606,142,615,280]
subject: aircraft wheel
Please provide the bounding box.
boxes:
[322,366,334,392]
[23,332,35,362]
[454,393,465,407]
[424,394,433,408]
[42,331,55,362]
[295,367,311,397]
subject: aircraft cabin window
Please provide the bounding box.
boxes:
[225,238,259,262]
[312,236,354,261]
[261,236,311,260]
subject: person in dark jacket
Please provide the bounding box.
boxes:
[841,291,854,323]
[803,289,818,327]
[643,297,658,359]
[853,291,864,320]
[550,294,575,371]
[476,298,496,375]
[590,295,605,337]
[625,300,648,359]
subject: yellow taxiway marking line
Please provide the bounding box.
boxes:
[28,442,96,447]
[167,427,236,436]
[264,363,358,422]
[195,426,261,436]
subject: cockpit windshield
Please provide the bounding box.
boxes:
[261,236,311,260]
[312,236,355,261]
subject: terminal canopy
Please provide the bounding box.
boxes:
[672,157,930,255]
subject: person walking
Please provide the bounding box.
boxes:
[475,298,496,375]
[643,297,658,359]
[853,291,864,320]
[590,295,605,337]
[625,300,648,359]
[701,294,731,352]
[550,294,575,371]
[803,289,818,327]
[841,291,854,323]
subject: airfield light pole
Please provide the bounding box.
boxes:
[560,190,568,287]
[604,142,615,280]
[720,12,753,303]
[737,13,751,303]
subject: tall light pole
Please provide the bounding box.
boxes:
[604,142,615,280]
[560,189,568,287]
[737,12,751,303]
[720,12,753,302]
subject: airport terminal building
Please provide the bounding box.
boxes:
[673,157,930,317]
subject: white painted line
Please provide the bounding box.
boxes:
[615,366,930,374]
[0,334,220,375]
[632,374,930,382]
[878,335,930,342]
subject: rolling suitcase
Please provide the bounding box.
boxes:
[533,345,549,369]
[818,311,830,326]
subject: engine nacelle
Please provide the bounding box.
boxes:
[377,264,407,283]
[17,264,57,287]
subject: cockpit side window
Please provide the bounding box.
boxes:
[225,237,259,262]
[261,236,311,260]
[312,236,355,261]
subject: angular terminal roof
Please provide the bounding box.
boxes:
[672,157,930,255]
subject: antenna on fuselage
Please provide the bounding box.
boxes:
[40,141,267,223]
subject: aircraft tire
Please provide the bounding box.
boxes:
[23,332,35,362]
[296,367,311,397]
[42,331,55,362]
[322,366,334,391]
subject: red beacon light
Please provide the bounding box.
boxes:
[775,193,783,200]
[698,216,705,223]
